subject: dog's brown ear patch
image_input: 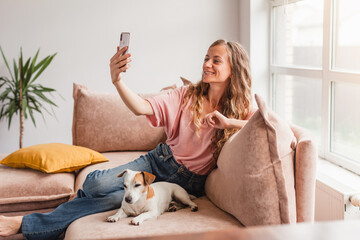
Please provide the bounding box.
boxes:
[134,172,145,185]
[118,170,128,178]
[146,186,155,200]
[142,172,156,185]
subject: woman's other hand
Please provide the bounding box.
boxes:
[204,110,248,129]
[110,46,132,84]
[204,111,229,129]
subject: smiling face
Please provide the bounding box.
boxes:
[202,44,232,85]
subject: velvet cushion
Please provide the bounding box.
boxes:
[72,83,166,152]
[205,94,297,226]
[0,143,108,173]
[0,154,75,212]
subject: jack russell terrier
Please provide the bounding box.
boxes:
[106,169,198,225]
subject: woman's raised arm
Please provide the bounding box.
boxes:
[110,47,154,116]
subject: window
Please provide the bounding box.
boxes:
[273,74,322,144]
[270,0,360,174]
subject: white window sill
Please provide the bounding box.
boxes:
[317,158,360,195]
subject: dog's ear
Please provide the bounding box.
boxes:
[118,169,128,178]
[141,171,156,185]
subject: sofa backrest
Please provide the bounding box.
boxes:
[72,83,166,152]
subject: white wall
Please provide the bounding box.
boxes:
[0,0,269,154]
[0,0,241,153]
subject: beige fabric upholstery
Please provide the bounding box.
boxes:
[205,94,297,226]
[64,196,242,240]
[290,124,317,222]
[0,154,74,213]
[72,83,166,152]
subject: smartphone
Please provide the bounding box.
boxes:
[119,32,130,55]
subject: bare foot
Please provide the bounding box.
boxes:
[0,215,23,236]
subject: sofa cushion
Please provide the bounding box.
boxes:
[72,83,166,152]
[64,196,242,240]
[0,154,75,213]
[0,143,108,173]
[205,94,297,226]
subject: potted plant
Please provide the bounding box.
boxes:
[0,46,58,149]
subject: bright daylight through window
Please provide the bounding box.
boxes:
[270,0,360,173]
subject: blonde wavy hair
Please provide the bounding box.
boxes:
[183,39,252,161]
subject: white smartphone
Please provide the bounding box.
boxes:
[119,32,130,55]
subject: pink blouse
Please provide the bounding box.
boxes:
[146,86,215,175]
[146,86,255,175]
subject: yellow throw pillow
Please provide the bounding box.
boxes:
[0,143,108,173]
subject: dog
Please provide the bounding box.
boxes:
[106,169,198,225]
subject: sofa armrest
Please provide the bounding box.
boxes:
[290,124,317,222]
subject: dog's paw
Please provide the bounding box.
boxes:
[168,205,177,212]
[168,200,186,212]
[106,215,119,222]
[190,205,198,212]
[130,217,142,226]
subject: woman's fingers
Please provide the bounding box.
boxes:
[112,57,131,69]
[204,111,228,129]
[110,47,131,64]
[208,115,216,126]
[204,112,216,127]
[110,47,123,62]
[110,52,132,73]
[119,46,128,54]
[115,46,128,56]
[119,63,131,72]
[111,53,131,67]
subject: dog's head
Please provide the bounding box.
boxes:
[118,169,156,205]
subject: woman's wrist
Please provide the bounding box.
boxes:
[112,77,121,85]
[112,79,124,89]
[227,119,247,129]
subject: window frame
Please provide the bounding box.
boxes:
[270,0,360,175]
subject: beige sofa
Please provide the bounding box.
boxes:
[0,83,317,240]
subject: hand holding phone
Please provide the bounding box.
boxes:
[110,32,131,83]
[119,32,130,55]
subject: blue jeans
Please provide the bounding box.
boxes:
[21,143,207,240]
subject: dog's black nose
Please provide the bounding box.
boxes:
[125,196,132,203]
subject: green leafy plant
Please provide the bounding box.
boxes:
[0,46,58,149]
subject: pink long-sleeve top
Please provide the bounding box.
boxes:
[146,86,254,175]
[146,86,216,175]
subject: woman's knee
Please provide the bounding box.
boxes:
[82,169,100,188]
[82,169,122,197]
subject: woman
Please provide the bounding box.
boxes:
[0,39,253,240]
